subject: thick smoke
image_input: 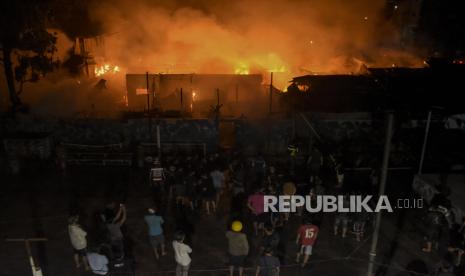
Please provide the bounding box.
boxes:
[1,30,123,116]
[90,0,423,89]
[1,0,424,114]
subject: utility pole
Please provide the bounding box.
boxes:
[151,75,156,110]
[146,72,152,141]
[215,88,221,124]
[5,238,48,276]
[269,72,273,115]
[145,72,150,111]
[418,110,432,174]
[180,88,183,111]
[266,72,274,155]
[367,113,394,276]
[156,125,161,158]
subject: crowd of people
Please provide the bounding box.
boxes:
[66,148,377,275]
[65,147,465,276]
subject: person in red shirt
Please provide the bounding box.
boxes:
[247,189,265,236]
[295,218,319,267]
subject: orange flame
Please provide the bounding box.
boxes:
[234,54,287,75]
[95,64,120,77]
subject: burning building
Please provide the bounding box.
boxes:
[284,60,465,114]
[125,73,265,117]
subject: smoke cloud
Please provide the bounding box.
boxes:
[89,0,424,89]
[1,0,425,114]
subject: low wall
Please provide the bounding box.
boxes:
[2,117,218,146]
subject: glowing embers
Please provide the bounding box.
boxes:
[94,64,120,77]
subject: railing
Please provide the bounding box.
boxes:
[61,143,133,166]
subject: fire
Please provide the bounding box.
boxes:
[192,91,197,101]
[234,54,287,75]
[191,90,197,111]
[268,65,286,73]
[94,64,120,77]
[234,63,249,75]
[122,95,129,107]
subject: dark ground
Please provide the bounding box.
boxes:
[0,166,445,276]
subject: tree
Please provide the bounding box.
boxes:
[0,0,58,111]
[50,0,103,76]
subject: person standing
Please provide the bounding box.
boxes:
[150,159,165,207]
[352,210,369,242]
[282,182,296,221]
[144,207,166,260]
[423,204,447,253]
[174,167,188,207]
[173,231,192,276]
[165,165,177,200]
[185,170,197,210]
[68,215,90,270]
[210,166,225,205]
[105,203,127,266]
[256,248,280,276]
[260,226,280,255]
[266,166,279,190]
[231,162,246,195]
[200,172,216,215]
[307,147,323,183]
[247,189,265,236]
[226,221,249,276]
[335,164,345,188]
[296,219,319,267]
[334,194,349,238]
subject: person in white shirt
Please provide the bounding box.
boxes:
[68,215,89,270]
[87,246,109,275]
[172,231,192,276]
[210,167,225,204]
